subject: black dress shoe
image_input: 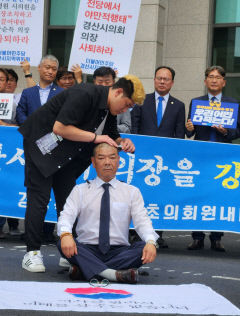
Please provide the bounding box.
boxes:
[187,239,204,250]
[69,264,85,281]
[210,240,225,252]
[157,237,168,248]
[115,268,138,284]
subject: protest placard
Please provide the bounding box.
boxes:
[0,0,44,66]
[0,93,13,119]
[68,0,141,76]
[191,99,239,128]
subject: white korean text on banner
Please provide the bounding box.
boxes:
[191,99,239,129]
[0,0,44,66]
[1,127,240,234]
[0,93,13,119]
[68,0,141,76]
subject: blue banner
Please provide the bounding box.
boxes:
[191,99,239,128]
[0,126,240,233]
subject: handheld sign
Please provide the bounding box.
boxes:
[0,93,13,120]
[0,0,44,66]
[68,0,141,76]
[191,99,239,129]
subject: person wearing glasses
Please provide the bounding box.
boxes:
[131,66,185,248]
[57,143,158,284]
[186,65,239,252]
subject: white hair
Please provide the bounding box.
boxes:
[39,55,59,68]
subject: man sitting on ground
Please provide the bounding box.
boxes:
[57,143,158,283]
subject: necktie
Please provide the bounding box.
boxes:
[157,96,164,126]
[98,183,111,254]
[209,96,217,142]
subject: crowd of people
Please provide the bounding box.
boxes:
[0,55,239,283]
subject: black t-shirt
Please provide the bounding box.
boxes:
[19,83,120,177]
[19,83,118,141]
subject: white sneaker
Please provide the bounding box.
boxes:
[59,257,71,268]
[22,250,46,272]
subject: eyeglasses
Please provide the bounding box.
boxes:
[155,77,172,83]
[207,75,224,81]
[89,278,109,287]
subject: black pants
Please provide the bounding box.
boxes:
[23,143,85,252]
[192,231,224,241]
[7,218,19,229]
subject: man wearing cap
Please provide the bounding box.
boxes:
[19,75,145,273]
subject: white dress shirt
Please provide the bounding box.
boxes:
[155,92,169,117]
[37,82,53,106]
[57,177,158,246]
[14,93,21,105]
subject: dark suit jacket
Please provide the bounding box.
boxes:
[186,95,239,143]
[131,93,185,138]
[16,83,63,125]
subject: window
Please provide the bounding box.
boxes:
[47,0,80,66]
[49,0,80,26]
[215,0,240,23]
[47,30,74,66]
[212,0,240,102]
[212,27,240,73]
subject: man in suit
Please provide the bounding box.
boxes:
[131,66,185,247]
[186,65,239,252]
[16,54,63,125]
[131,66,185,138]
[16,55,63,242]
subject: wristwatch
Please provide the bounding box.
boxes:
[146,240,158,248]
[25,73,32,78]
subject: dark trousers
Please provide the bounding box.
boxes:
[7,218,19,229]
[192,231,224,241]
[24,145,78,252]
[57,240,145,280]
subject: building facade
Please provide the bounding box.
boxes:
[12,0,240,112]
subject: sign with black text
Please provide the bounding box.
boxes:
[68,0,141,76]
[0,93,13,120]
[0,0,44,66]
